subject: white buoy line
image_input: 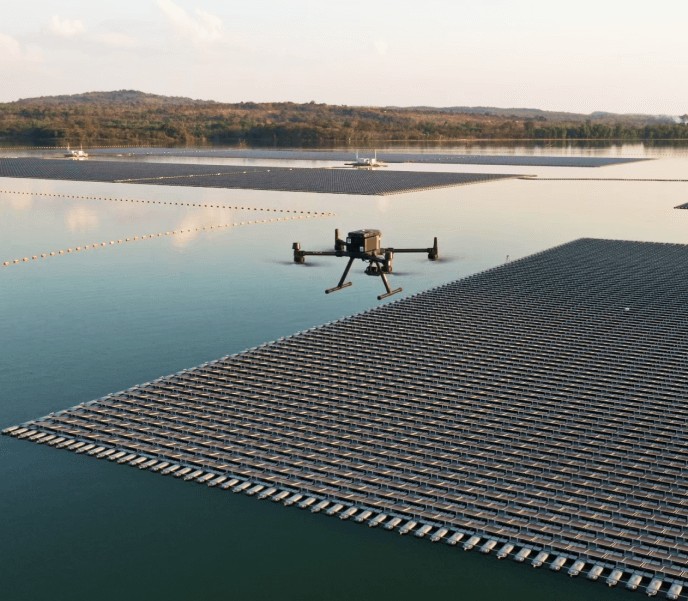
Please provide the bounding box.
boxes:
[2,212,336,268]
[0,189,332,216]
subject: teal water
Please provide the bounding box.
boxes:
[2,146,687,600]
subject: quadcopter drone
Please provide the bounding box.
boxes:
[292,229,439,300]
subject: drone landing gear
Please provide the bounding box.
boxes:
[326,257,355,294]
[377,272,402,300]
[374,260,402,300]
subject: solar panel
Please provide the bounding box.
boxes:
[0,158,517,195]
[84,148,646,168]
[7,238,688,583]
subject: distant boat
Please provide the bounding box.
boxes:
[64,145,88,160]
[345,150,386,168]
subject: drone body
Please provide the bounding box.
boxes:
[293,229,438,300]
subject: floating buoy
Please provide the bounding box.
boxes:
[41,254,46,258]
[32,256,37,260]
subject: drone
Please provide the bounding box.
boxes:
[292,229,438,300]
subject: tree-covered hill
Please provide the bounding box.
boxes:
[1,91,687,145]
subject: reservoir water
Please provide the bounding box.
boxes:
[1,143,687,600]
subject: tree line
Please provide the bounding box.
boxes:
[1,101,687,145]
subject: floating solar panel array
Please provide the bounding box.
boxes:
[150,169,515,195]
[0,158,280,182]
[0,158,517,196]
[85,148,646,168]
[6,238,688,595]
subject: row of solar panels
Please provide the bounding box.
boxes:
[9,404,686,579]
[37,388,688,561]
[0,158,516,195]
[83,147,646,168]
[10,238,688,580]
[4,423,682,597]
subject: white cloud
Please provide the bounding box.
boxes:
[45,16,144,51]
[48,16,86,37]
[23,45,44,62]
[373,40,389,57]
[157,0,224,48]
[89,32,140,49]
[0,33,22,58]
[0,33,42,63]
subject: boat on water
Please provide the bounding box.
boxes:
[64,145,88,160]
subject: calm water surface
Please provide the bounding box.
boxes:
[1,145,687,600]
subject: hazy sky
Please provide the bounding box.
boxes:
[1,0,687,114]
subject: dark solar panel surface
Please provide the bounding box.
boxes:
[0,158,516,195]
[86,148,645,167]
[152,169,516,195]
[0,158,278,181]
[10,238,688,583]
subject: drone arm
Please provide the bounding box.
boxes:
[293,242,339,263]
[384,238,439,260]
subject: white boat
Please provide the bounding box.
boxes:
[64,145,88,160]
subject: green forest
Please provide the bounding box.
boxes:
[2,93,687,145]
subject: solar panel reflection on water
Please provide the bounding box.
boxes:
[7,238,688,590]
[0,158,517,195]
[85,148,646,168]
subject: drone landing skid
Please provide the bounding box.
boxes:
[377,271,403,301]
[325,282,353,294]
[325,258,402,300]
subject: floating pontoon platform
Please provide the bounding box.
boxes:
[0,158,517,196]
[5,237,688,595]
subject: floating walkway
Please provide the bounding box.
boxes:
[0,158,518,196]
[1,212,334,269]
[5,238,688,596]
[83,148,646,168]
[0,188,333,215]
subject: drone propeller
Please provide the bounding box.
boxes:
[270,260,327,268]
[432,254,462,264]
